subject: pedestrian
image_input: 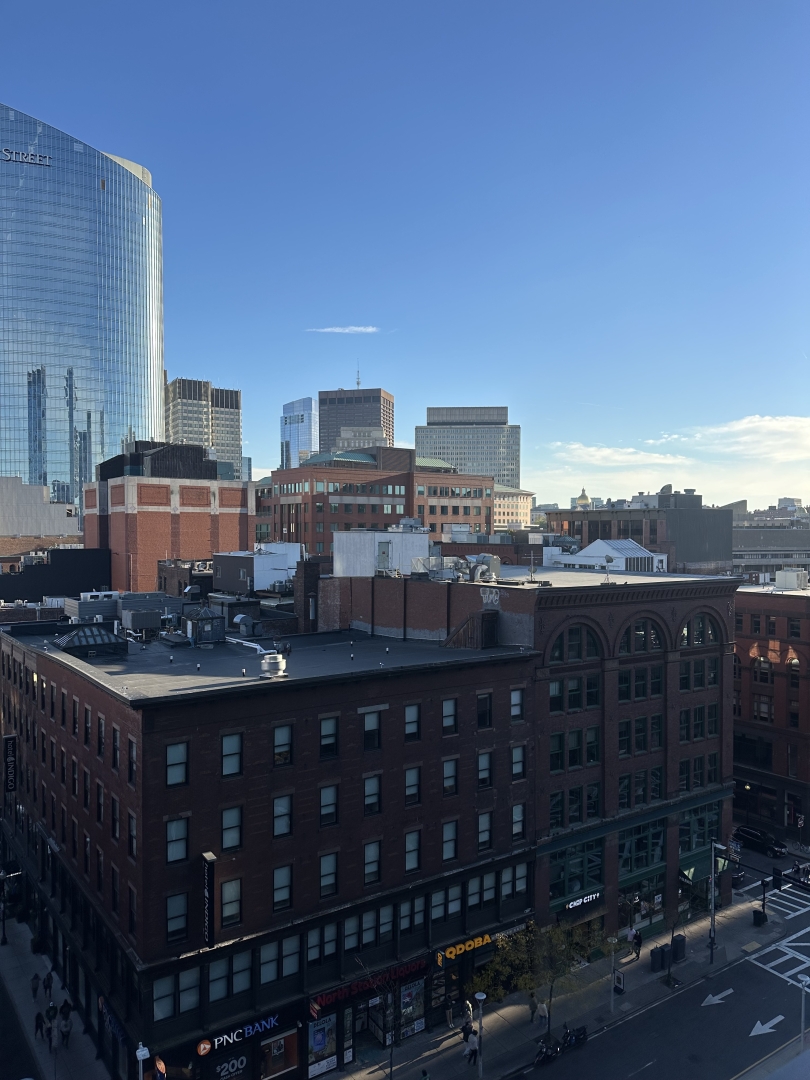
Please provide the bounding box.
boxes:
[463,999,474,1024]
[445,995,454,1029]
[528,990,538,1024]
[59,999,72,1023]
[466,1031,479,1066]
[632,930,642,960]
[34,1012,45,1039]
[46,999,58,1026]
[43,1018,53,1052]
[60,1015,73,1047]
[42,970,53,997]
[461,1018,473,1043]
[31,972,40,1000]
[421,1071,429,1080]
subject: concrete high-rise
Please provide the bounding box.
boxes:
[280,397,318,468]
[164,376,242,479]
[0,102,164,510]
[415,407,521,488]
[318,387,394,452]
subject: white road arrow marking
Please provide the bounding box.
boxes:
[750,1016,785,1036]
[701,989,734,1006]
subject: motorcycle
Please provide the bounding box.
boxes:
[561,1023,588,1048]
[534,1037,561,1067]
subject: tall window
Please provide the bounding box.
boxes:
[442,699,457,734]
[512,803,525,840]
[320,853,337,897]
[364,841,381,883]
[405,766,421,804]
[166,818,188,862]
[222,733,243,775]
[512,745,526,779]
[510,689,524,722]
[273,865,292,910]
[273,795,292,836]
[404,704,421,741]
[477,694,492,728]
[320,785,338,826]
[319,718,338,758]
[443,759,458,796]
[166,742,188,786]
[442,821,458,861]
[221,878,242,926]
[273,725,292,766]
[364,712,381,750]
[478,752,492,787]
[405,830,420,872]
[478,811,492,851]
[364,776,381,815]
[222,806,242,849]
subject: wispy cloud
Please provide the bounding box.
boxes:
[550,442,694,467]
[306,325,379,334]
[527,414,810,509]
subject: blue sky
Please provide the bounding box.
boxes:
[4,1,808,506]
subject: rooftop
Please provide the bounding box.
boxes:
[2,628,532,706]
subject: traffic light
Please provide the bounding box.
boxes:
[773,867,783,891]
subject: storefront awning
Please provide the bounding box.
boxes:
[679,851,712,883]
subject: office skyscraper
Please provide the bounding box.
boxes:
[280,397,318,469]
[318,388,394,453]
[0,102,164,507]
[415,407,521,488]
[165,377,243,479]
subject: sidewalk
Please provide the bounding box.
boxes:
[343,891,790,1080]
[0,915,109,1080]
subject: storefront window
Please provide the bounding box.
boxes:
[262,1029,299,1079]
[618,873,665,930]
[549,839,603,901]
[308,1014,337,1078]
[400,979,426,1038]
[618,820,665,878]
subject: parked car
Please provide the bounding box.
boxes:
[733,826,788,859]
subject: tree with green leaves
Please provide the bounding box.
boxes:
[468,921,607,1035]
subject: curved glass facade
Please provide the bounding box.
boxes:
[0,102,164,507]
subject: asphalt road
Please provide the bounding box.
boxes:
[525,920,810,1080]
[0,967,42,1080]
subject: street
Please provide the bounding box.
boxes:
[515,909,810,1080]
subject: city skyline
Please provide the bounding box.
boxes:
[1,3,807,507]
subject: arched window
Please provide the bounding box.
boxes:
[618,619,663,655]
[788,658,800,690]
[549,626,602,664]
[680,614,720,648]
[752,658,773,685]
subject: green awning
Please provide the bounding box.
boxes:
[679,850,712,882]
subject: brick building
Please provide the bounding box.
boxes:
[733,584,810,834]
[84,476,254,593]
[0,565,737,1080]
[256,449,494,549]
[546,487,733,574]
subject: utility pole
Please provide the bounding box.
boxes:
[475,991,486,1080]
[608,937,618,1011]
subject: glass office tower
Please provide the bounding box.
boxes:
[0,103,164,509]
[280,397,318,469]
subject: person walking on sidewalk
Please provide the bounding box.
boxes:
[463,999,474,1024]
[528,990,538,1023]
[43,1017,53,1052]
[632,929,643,960]
[465,1031,479,1066]
[445,995,454,1029]
[60,1014,73,1047]
[31,972,40,1000]
[34,1012,45,1040]
[46,999,58,1025]
[59,999,72,1023]
[43,970,53,998]
[461,1018,473,1043]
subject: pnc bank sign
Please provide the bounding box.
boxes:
[2,148,52,166]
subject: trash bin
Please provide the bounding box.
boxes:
[672,934,686,962]
[650,946,663,973]
[660,942,672,968]
[753,909,768,927]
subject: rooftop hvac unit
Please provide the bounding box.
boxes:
[260,653,287,678]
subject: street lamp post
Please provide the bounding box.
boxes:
[799,976,810,1051]
[608,936,618,1012]
[475,991,486,1080]
[710,841,726,965]
[136,1042,150,1080]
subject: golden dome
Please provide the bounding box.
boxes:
[576,487,591,508]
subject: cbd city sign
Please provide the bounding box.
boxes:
[2,149,52,166]
[565,891,602,911]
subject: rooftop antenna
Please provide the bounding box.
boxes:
[356,365,361,389]
[604,554,614,584]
